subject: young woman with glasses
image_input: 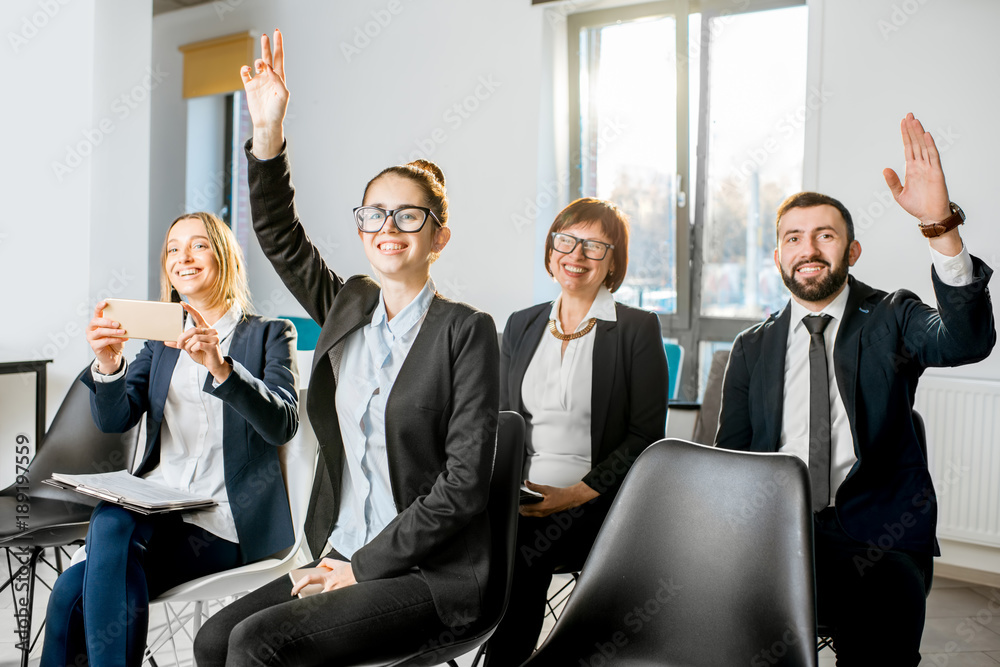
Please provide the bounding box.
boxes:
[485,198,669,666]
[193,30,499,666]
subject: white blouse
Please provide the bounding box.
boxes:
[135,305,241,541]
[521,287,617,487]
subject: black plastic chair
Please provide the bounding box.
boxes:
[0,367,137,667]
[523,438,817,667]
[380,410,525,667]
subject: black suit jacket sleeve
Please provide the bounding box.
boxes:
[245,139,343,326]
[715,332,753,452]
[582,309,667,493]
[352,309,500,581]
[897,261,996,367]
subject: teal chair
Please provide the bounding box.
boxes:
[663,340,683,400]
[281,316,322,351]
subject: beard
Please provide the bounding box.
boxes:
[780,245,851,303]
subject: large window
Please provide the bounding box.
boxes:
[568,0,808,399]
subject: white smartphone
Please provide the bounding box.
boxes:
[288,567,327,598]
[103,299,183,342]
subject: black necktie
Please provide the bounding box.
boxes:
[803,314,833,513]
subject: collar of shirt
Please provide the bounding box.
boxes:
[789,283,851,336]
[185,303,243,343]
[370,277,436,338]
[548,285,618,333]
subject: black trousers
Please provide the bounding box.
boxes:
[193,550,452,667]
[814,508,933,666]
[484,497,611,667]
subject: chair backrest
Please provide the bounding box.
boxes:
[663,341,684,400]
[480,411,525,626]
[9,367,137,503]
[280,315,322,351]
[388,410,524,667]
[692,348,730,445]
[276,387,320,561]
[526,438,817,667]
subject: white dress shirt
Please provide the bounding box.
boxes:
[92,304,243,541]
[521,286,617,487]
[780,245,974,507]
[328,278,436,558]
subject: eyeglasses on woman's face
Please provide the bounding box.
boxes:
[353,206,440,233]
[550,232,614,261]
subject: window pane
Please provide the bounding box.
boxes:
[699,6,808,318]
[578,16,677,314]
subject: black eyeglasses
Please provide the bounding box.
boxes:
[353,206,440,233]
[551,232,615,260]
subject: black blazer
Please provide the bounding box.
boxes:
[716,261,996,554]
[246,141,500,627]
[501,301,668,496]
[81,315,299,564]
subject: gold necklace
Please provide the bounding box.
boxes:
[548,317,597,341]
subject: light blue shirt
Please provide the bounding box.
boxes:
[329,278,437,558]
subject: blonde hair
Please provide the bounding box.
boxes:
[159,212,253,315]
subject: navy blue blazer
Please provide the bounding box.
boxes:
[716,260,996,555]
[81,315,299,564]
[501,301,668,496]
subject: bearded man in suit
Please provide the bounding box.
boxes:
[716,113,996,665]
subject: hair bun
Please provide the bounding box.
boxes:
[406,159,446,188]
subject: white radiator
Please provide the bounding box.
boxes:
[915,376,1000,548]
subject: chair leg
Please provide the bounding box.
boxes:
[192,600,204,635]
[14,547,42,667]
[469,643,487,667]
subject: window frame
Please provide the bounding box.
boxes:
[567,0,807,400]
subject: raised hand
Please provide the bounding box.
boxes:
[240,29,288,159]
[86,301,127,375]
[883,113,952,225]
[165,303,231,383]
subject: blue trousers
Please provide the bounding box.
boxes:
[41,503,240,667]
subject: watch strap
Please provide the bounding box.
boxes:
[919,202,965,238]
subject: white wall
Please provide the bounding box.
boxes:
[809,0,1000,380]
[1,0,151,426]
[151,0,546,326]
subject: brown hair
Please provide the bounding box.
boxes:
[159,212,253,315]
[544,198,630,293]
[776,192,855,244]
[363,159,448,228]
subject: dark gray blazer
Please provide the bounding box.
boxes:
[500,301,668,496]
[246,141,500,627]
[716,261,996,554]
